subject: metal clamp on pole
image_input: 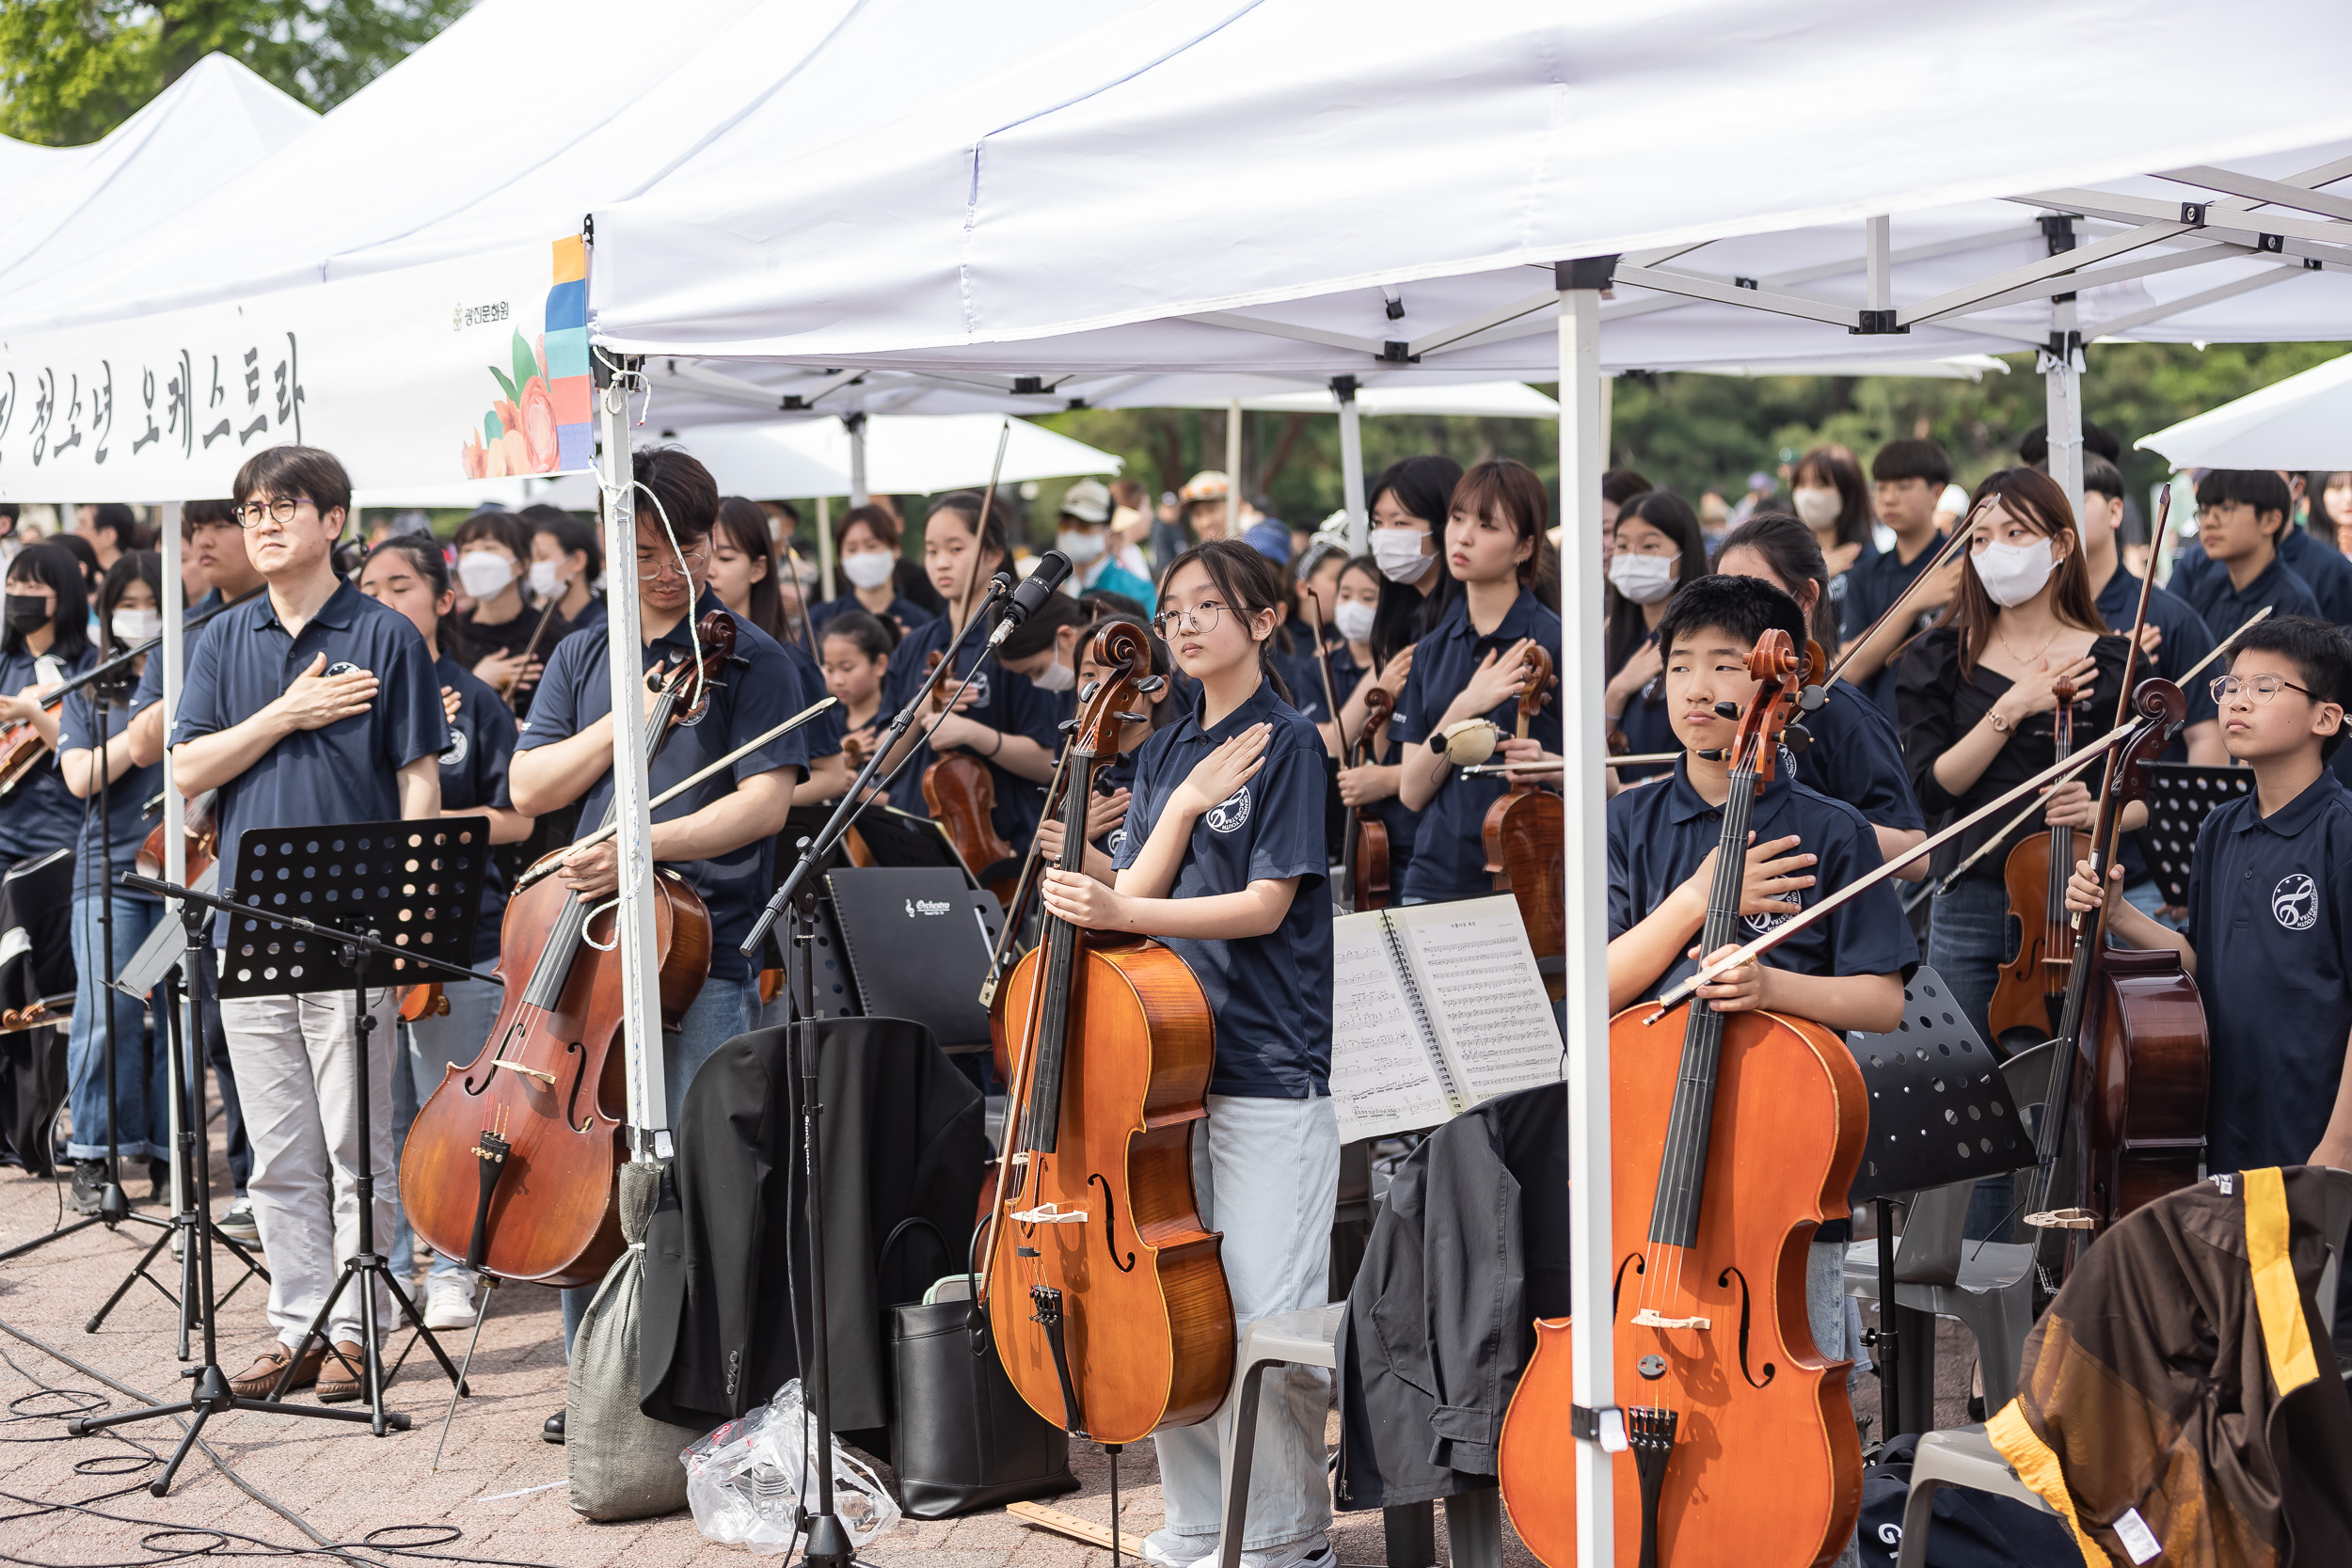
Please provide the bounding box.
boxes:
[1569,1404,1629,1453]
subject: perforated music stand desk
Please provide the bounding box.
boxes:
[2138,763,2255,908]
[212,818,490,1432]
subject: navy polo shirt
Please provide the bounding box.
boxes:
[2184,771,2352,1173]
[1612,672,1677,785]
[810,592,935,638]
[2180,552,2321,641]
[0,643,93,862]
[1390,591,1565,903]
[2278,526,2352,626]
[1787,682,1925,832]
[1112,674,1332,1098]
[780,638,846,764]
[170,581,448,938]
[127,588,225,721]
[58,678,163,904]
[1839,538,1947,720]
[1319,641,1428,886]
[2094,568,2221,737]
[880,612,1066,847]
[1094,745,1141,858]
[562,592,609,642]
[434,653,518,965]
[1608,758,1918,1000]
[518,590,813,984]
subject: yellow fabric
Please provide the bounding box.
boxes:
[2242,1166,2320,1397]
[552,234,587,284]
[1986,1400,2108,1568]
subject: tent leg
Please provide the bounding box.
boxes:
[1228,399,1245,520]
[2044,294,2085,531]
[1557,262,1614,1568]
[817,495,834,603]
[1335,380,1368,552]
[847,409,869,508]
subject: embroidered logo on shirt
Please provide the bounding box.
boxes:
[2273,873,2319,931]
[1204,784,1251,834]
[1107,827,1127,858]
[438,727,469,768]
[1743,909,1795,935]
[325,661,359,678]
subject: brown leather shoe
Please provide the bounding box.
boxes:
[314,1340,372,1403]
[228,1343,323,1400]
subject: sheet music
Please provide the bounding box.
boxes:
[1397,897,1564,1105]
[1328,916,1451,1143]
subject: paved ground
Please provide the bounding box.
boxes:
[0,1119,1973,1567]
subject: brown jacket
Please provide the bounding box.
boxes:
[1990,1166,2352,1568]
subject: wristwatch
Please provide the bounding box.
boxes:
[1987,710,2012,734]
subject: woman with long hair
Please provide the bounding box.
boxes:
[2309,470,2352,553]
[525,508,605,640]
[809,503,934,641]
[0,543,94,873]
[1788,445,1877,617]
[711,496,794,650]
[1600,490,1708,782]
[1324,457,1465,775]
[452,510,547,708]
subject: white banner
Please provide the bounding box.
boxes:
[0,236,596,502]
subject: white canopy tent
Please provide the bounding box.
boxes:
[2137,351,2352,469]
[671,412,1119,499]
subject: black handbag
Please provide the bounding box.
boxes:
[881,1217,1078,1519]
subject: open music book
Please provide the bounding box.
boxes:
[1328,895,1563,1143]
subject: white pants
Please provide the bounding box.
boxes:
[220,987,398,1347]
[1154,1093,1340,1550]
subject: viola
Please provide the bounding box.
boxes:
[918,649,1020,904]
[1988,675,2087,1051]
[397,612,731,1287]
[1500,628,1865,1568]
[982,621,1231,1446]
[1482,646,1562,999]
[1341,687,1393,913]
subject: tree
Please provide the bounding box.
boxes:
[0,0,471,147]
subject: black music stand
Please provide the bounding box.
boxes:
[2138,762,2254,907]
[803,867,1004,1053]
[1845,969,2034,1440]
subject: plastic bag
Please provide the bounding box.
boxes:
[681,1379,901,1554]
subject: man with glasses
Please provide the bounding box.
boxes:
[168,446,449,1403]
[507,446,815,1443]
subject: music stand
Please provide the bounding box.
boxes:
[2138,762,2254,907]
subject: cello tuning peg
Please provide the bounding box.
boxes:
[1136,675,1168,694]
[1115,711,1148,723]
[1711,701,1740,719]
[1782,722,1813,752]
[1799,684,1826,712]
[1077,678,1104,702]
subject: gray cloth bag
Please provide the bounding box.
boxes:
[568,1160,702,1521]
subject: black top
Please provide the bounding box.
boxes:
[1841,538,1947,720]
[1897,627,2133,887]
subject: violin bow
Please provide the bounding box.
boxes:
[2071,483,2169,926]
[1822,517,1977,687]
[780,537,823,660]
[959,417,1015,632]
[1301,591,1357,758]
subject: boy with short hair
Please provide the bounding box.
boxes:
[1840,437,1958,718]
[2178,469,2321,640]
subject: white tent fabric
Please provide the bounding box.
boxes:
[2137,351,2352,469]
[0,55,315,304]
[666,414,1120,498]
[349,473,601,512]
[586,0,2352,363]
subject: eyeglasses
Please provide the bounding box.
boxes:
[635,542,710,579]
[2211,673,2316,705]
[1150,600,1226,640]
[234,497,313,528]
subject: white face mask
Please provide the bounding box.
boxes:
[456,550,515,599]
[111,608,162,644]
[1371,528,1433,584]
[1792,487,1843,531]
[527,559,564,598]
[1972,536,2059,608]
[1057,528,1107,564]
[1607,551,1678,606]
[1030,657,1074,693]
[840,549,896,591]
[1333,600,1377,644]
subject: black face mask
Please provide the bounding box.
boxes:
[3,594,48,633]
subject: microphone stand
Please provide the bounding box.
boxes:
[738,572,1011,1568]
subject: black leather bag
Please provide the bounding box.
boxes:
[881,1218,1077,1519]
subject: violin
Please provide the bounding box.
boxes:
[399,984,450,1022]
[1988,675,2089,1051]
[1482,646,1562,1000]
[982,621,1231,1446]
[1500,628,1865,1568]
[135,792,218,884]
[397,611,731,1287]
[1341,687,1393,912]
[918,649,1021,904]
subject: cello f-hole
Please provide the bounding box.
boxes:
[1613,1251,1645,1319]
[1718,1265,1774,1388]
[564,1039,593,1133]
[1089,1173,1136,1274]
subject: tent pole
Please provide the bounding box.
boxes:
[1557,259,1616,1568]
[593,355,670,1152]
[1228,398,1245,529]
[1334,377,1368,552]
[846,409,869,508]
[817,495,834,602]
[158,502,185,1205]
[2045,294,2086,529]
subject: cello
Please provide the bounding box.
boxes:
[397,612,730,1288]
[1986,674,2088,1051]
[981,621,1232,1447]
[1482,646,1563,1000]
[1499,628,1866,1568]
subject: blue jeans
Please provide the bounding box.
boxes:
[561,975,758,1351]
[389,976,506,1284]
[1924,877,2017,1243]
[65,893,167,1163]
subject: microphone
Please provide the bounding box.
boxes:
[987,551,1074,649]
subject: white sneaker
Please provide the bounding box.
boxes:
[423,1275,478,1330]
[1140,1530,1216,1568]
[1238,1536,1332,1568]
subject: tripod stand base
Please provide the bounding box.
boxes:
[68,1365,408,1497]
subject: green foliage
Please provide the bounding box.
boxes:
[0,0,472,147]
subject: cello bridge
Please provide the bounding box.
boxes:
[1011,1203,1089,1225]
[496,1061,557,1086]
[1630,1308,1711,1331]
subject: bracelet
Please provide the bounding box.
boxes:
[986,727,1004,758]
